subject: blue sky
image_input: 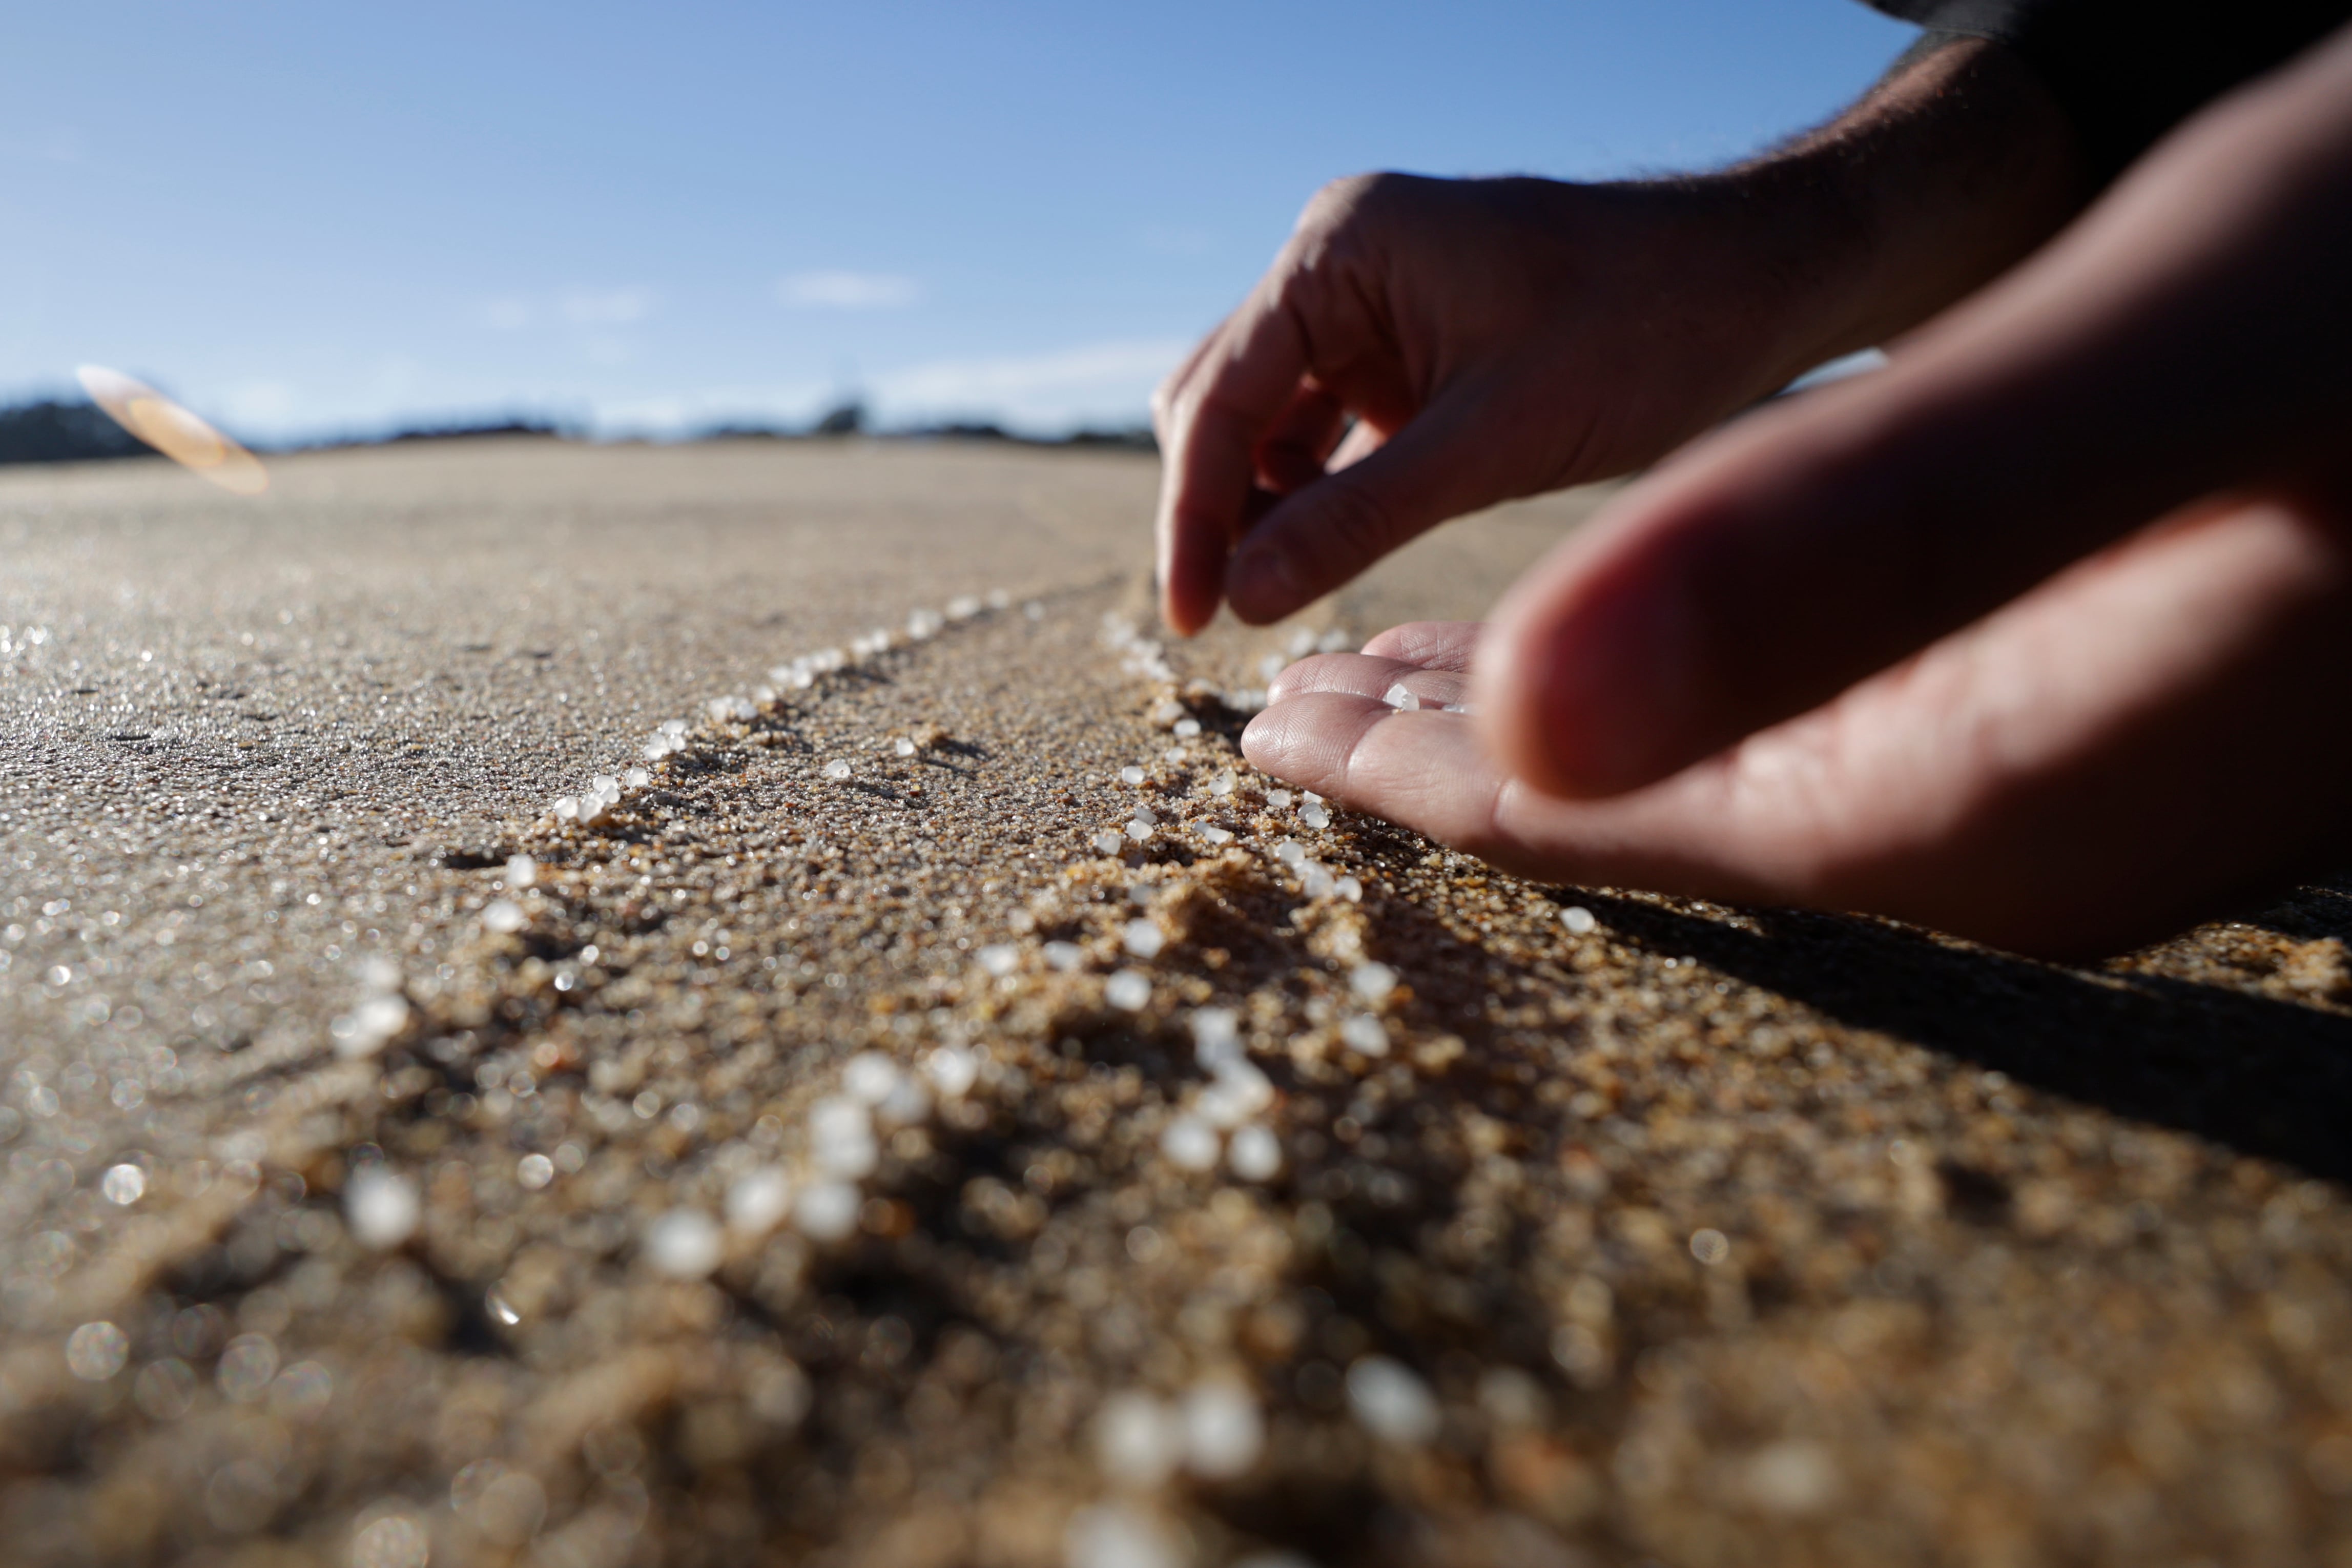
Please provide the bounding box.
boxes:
[0,2,1915,442]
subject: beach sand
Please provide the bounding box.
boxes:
[5,438,2352,1567]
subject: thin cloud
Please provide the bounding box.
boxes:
[477,288,655,331]
[876,339,1187,407]
[777,271,922,310]
[480,298,534,331]
[561,287,654,326]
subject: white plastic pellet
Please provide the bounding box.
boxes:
[1197,825,1233,845]
[1065,1504,1181,1568]
[644,1209,723,1279]
[822,760,852,781]
[1300,801,1332,830]
[1272,839,1305,868]
[1121,920,1164,959]
[1043,941,1086,973]
[1198,1061,1273,1128]
[1266,790,1293,810]
[976,943,1021,978]
[1092,831,1124,856]
[1182,1380,1266,1478]
[1347,1356,1441,1445]
[809,1097,877,1179]
[1120,766,1146,786]
[1160,1116,1220,1171]
[1172,718,1201,739]
[1562,905,1597,935]
[793,1181,861,1242]
[345,1169,419,1250]
[1340,1015,1390,1056]
[841,1052,901,1105]
[504,854,537,889]
[875,1077,932,1129]
[1105,969,1151,1010]
[726,1167,794,1235]
[1125,818,1152,843]
[1095,1390,1184,1488]
[1228,1124,1283,1182]
[332,993,410,1058]
[481,900,526,935]
[1349,962,1399,1003]
[1189,1007,1242,1066]
[895,737,917,756]
[924,1044,979,1098]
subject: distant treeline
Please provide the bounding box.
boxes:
[0,393,1156,467]
[697,397,1157,452]
[0,399,148,466]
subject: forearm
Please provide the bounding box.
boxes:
[1681,36,2092,373]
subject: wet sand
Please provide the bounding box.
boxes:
[5,438,2352,1567]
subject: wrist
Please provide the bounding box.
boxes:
[1682,36,2091,376]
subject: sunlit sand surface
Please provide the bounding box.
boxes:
[3,438,2351,1566]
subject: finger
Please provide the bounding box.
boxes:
[1264,651,1469,710]
[1265,489,2352,956]
[1154,281,1315,636]
[1244,693,1758,894]
[1266,652,1415,705]
[1256,383,1350,494]
[1477,37,2352,797]
[1225,392,1498,624]
[1359,621,1482,672]
[1269,621,1484,700]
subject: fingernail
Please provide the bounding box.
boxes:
[1228,545,1300,621]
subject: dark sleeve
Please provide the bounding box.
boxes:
[1862,1,2351,181]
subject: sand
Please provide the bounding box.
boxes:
[5,437,2352,1568]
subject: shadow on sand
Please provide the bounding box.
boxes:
[1568,885,2352,1185]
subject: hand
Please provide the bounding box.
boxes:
[1151,40,2086,636]
[1243,24,2352,957]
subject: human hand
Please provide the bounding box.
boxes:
[1243,25,2352,957]
[1151,40,2085,637]
[1151,171,1857,636]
